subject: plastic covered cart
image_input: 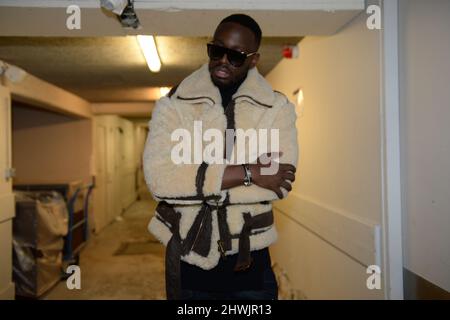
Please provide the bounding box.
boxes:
[12,191,68,298]
[13,180,94,266]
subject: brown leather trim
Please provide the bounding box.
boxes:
[154,194,221,202]
[176,93,273,108]
[167,84,179,98]
[155,202,182,300]
[157,201,213,259]
[230,227,271,239]
[217,192,232,252]
[157,201,274,299]
[195,162,208,197]
[156,202,179,224]
[234,210,274,272]
[274,90,289,104]
[234,94,273,108]
[156,215,171,229]
[177,95,215,105]
[182,202,212,257]
[229,210,274,239]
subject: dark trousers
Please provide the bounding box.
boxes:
[180,266,278,300]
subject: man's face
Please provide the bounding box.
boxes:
[208,22,260,89]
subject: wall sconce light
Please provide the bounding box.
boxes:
[293,87,304,117]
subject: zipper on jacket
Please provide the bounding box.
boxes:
[190,219,205,253]
[217,239,226,259]
[189,203,213,253]
[214,98,235,259]
[222,98,236,163]
[215,198,227,260]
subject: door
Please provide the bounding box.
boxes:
[119,119,136,210]
[93,120,109,232]
[0,85,15,299]
[106,121,119,222]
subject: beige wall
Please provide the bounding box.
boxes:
[0,85,15,299]
[265,9,383,299]
[12,101,92,184]
[399,0,450,292]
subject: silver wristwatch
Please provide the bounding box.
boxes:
[242,164,252,186]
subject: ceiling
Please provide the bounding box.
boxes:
[0,2,364,37]
[0,1,364,105]
[0,36,301,102]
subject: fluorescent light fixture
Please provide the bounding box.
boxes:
[137,35,161,73]
[159,87,171,97]
[296,88,304,106]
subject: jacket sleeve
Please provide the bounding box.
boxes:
[143,97,227,205]
[222,100,299,204]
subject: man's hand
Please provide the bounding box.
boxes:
[250,152,296,199]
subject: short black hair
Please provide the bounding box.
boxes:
[218,14,262,50]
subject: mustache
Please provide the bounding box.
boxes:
[214,64,232,72]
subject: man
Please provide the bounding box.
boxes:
[143,14,298,300]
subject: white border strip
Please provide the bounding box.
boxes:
[0,0,365,10]
[0,0,100,8]
[275,193,381,268]
[380,0,404,300]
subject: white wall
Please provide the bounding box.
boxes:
[265,9,384,299]
[399,0,450,292]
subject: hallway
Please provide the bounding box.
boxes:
[42,198,166,300]
[1,0,449,301]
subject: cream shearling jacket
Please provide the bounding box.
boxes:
[143,63,298,299]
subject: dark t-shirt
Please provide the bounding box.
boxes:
[179,74,272,292]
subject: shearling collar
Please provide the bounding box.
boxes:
[173,63,275,108]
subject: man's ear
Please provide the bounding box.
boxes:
[249,53,260,68]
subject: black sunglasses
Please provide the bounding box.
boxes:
[207,42,257,67]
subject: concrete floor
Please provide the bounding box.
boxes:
[41,199,166,300]
[38,195,298,300]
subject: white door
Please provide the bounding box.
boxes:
[0,85,15,299]
[106,123,118,222]
[93,121,109,232]
[119,119,136,210]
